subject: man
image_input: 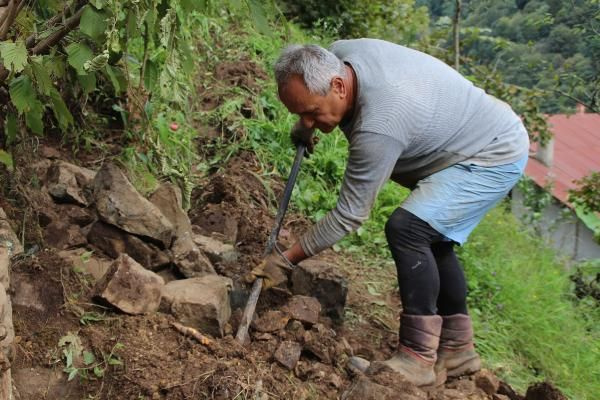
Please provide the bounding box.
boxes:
[248,39,529,387]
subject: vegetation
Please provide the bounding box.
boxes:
[417,0,600,113]
[0,1,598,398]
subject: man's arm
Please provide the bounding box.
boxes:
[291,132,404,261]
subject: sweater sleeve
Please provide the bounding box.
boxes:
[299,132,404,256]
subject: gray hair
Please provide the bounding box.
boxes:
[274,44,346,96]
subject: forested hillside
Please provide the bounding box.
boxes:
[418,0,600,113]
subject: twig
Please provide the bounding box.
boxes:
[31,5,85,55]
[0,0,17,40]
[170,321,213,346]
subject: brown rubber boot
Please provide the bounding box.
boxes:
[370,314,442,388]
[435,314,481,385]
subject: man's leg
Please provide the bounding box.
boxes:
[373,207,443,387]
[431,241,480,382]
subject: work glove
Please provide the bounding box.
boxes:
[290,121,319,156]
[245,251,293,289]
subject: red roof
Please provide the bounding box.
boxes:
[526,111,600,206]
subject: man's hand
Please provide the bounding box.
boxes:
[245,252,293,289]
[291,121,319,155]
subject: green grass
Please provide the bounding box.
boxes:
[460,206,600,399]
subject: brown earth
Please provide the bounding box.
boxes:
[2,58,570,399]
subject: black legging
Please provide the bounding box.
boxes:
[385,207,468,316]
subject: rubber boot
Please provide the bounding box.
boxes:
[371,314,442,388]
[435,314,481,385]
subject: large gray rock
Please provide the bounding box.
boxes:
[192,233,239,264]
[93,163,174,248]
[148,183,215,277]
[87,221,171,271]
[94,254,164,314]
[0,208,23,288]
[291,259,348,322]
[47,160,96,206]
[161,275,232,337]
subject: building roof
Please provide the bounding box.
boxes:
[526,110,600,206]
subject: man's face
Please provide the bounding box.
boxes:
[278,74,347,133]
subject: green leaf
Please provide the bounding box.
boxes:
[31,56,54,96]
[4,113,17,145]
[93,366,104,377]
[247,0,271,36]
[9,75,37,113]
[0,40,28,73]
[79,5,108,42]
[66,43,93,75]
[67,369,78,381]
[108,357,122,365]
[89,0,105,9]
[83,351,95,365]
[0,150,14,171]
[25,101,44,136]
[78,73,96,94]
[49,89,74,130]
[143,59,159,90]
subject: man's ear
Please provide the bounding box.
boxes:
[330,76,346,97]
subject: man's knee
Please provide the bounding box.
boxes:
[385,207,413,243]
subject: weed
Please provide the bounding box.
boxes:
[58,333,124,382]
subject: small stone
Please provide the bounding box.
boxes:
[274,340,302,370]
[328,373,343,388]
[171,233,216,277]
[161,275,232,337]
[47,161,96,206]
[284,295,321,326]
[94,254,164,314]
[192,233,239,264]
[341,376,396,400]
[347,356,370,374]
[291,259,348,322]
[475,369,500,395]
[253,332,274,341]
[58,249,112,282]
[286,319,305,341]
[252,310,290,333]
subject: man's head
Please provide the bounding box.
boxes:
[274,44,354,133]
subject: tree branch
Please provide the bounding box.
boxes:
[30,5,85,55]
[25,0,87,48]
[0,0,19,40]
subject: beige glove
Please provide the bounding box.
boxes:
[246,252,293,289]
[290,121,319,156]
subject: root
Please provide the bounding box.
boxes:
[170,321,213,346]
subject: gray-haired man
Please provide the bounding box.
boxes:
[247,39,529,387]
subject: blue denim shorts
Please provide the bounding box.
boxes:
[401,157,528,244]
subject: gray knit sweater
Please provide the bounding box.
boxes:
[299,39,529,257]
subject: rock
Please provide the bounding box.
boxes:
[13,367,82,399]
[284,295,321,326]
[0,248,8,294]
[93,163,173,247]
[0,208,23,255]
[94,254,164,314]
[47,161,95,206]
[252,310,290,333]
[475,369,500,395]
[87,221,171,271]
[291,259,348,321]
[447,378,478,394]
[328,373,343,388]
[286,319,305,341]
[11,274,45,312]
[161,275,232,337]
[0,284,14,367]
[171,232,216,277]
[494,395,511,400]
[192,233,239,264]
[341,376,397,400]
[148,183,192,236]
[43,220,87,250]
[302,329,331,364]
[155,267,180,284]
[0,369,10,400]
[274,340,302,370]
[56,204,94,227]
[57,249,112,282]
[525,382,567,400]
[347,356,371,374]
[498,381,524,400]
